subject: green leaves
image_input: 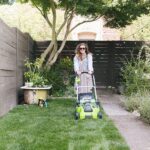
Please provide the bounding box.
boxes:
[20,0,52,13]
[24,58,48,86]
[0,0,14,4]
[18,0,150,28]
[121,55,150,96]
[75,0,106,17]
[104,0,150,27]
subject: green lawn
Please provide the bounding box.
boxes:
[0,99,129,150]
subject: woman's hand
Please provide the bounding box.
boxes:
[76,70,81,75]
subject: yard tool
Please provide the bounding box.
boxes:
[75,72,102,120]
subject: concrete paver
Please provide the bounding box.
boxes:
[97,89,150,150]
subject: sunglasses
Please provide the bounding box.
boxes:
[79,47,86,50]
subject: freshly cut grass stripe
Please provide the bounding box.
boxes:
[0,99,129,150]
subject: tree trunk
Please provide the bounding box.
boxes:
[40,8,99,68]
[47,39,68,67]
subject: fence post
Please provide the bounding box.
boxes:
[107,41,115,87]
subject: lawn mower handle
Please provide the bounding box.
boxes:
[75,72,93,77]
[81,72,93,75]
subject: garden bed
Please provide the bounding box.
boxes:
[0,99,129,150]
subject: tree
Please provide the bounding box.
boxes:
[0,3,64,40]
[120,14,150,40]
[0,0,14,4]
[19,0,150,67]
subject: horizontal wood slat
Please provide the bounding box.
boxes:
[0,19,33,116]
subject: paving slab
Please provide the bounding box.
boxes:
[97,89,150,150]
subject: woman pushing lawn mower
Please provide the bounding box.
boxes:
[74,43,93,93]
[73,43,102,120]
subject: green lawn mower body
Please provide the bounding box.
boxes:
[75,72,102,120]
[76,101,102,119]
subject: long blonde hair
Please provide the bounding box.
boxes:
[75,43,90,60]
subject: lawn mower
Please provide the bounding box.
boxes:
[75,72,102,120]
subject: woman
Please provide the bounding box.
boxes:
[74,43,94,93]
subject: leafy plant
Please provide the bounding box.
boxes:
[123,92,142,112]
[24,58,48,87]
[42,57,74,96]
[121,45,150,124]
[121,59,146,95]
[121,15,150,41]
[123,90,150,124]
[139,98,150,124]
[121,47,150,96]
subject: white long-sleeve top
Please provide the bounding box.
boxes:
[73,53,93,73]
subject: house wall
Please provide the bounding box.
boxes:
[71,17,120,41]
[102,28,120,41]
[71,17,103,40]
[0,19,33,116]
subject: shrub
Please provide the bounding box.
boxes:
[24,58,48,87]
[124,91,150,124]
[42,57,74,96]
[139,93,150,124]
[123,92,142,111]
[64,85,76,97]
[121,44,150,96]
[121,58,150,96]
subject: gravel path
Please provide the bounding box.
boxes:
[97,89,150,150]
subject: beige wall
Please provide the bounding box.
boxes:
[0,19,33,116]
[78,32,96,40]
[102,28,120,41]
[71,16,120,41]
[71,16,103,40]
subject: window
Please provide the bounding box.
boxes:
[78,32,96,41]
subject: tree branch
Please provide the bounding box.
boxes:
[50,1,57,44]
[46,41,58,66]
[40,41,55,62]
[47,9,74,66]
[31,0,53,29]
[57,8,74,54]
[56,8,70,37]
[43,13,53,28]
[32,1,44,16]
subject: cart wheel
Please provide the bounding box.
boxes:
[98,112,102,119]
[75,112,79,120]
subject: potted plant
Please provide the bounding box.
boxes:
[24,58,48,87]
[21,58,51,104]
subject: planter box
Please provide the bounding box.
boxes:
[21,86,52,104]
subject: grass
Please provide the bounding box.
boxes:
[0,99,129,150]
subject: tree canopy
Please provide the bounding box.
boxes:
[18,0,150,67]
[19,0,150,27]
[0,3,65,40]
[121,14,150,40]
[0,0,14,4]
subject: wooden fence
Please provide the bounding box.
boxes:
[34,41,148,87]
[0,19,33,116]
